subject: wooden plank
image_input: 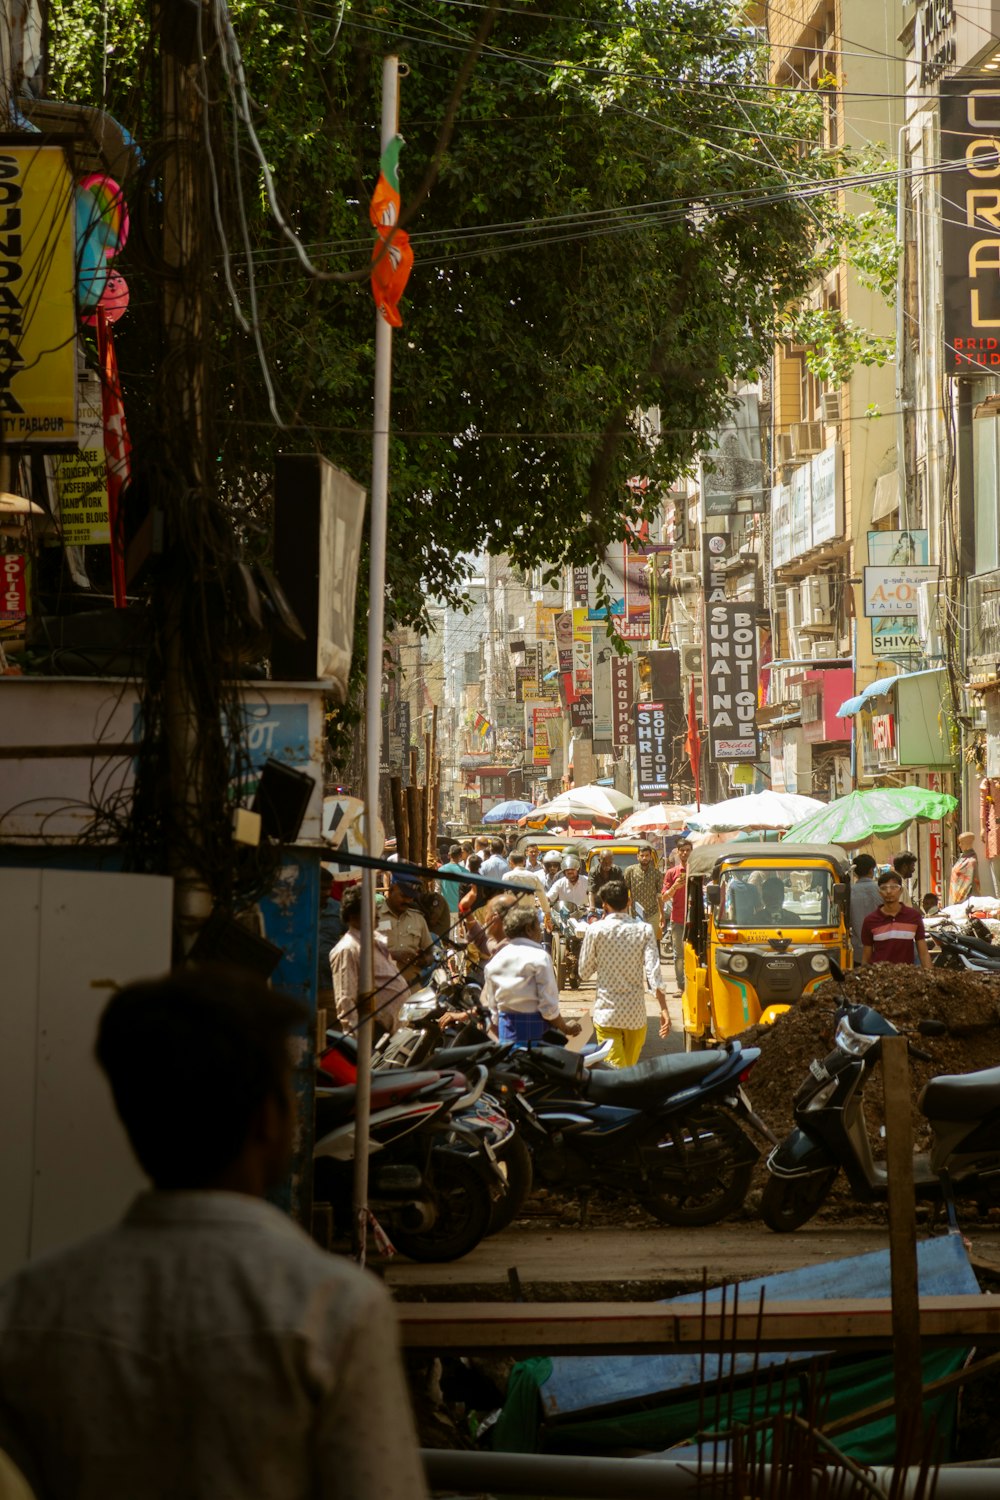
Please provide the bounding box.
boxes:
[397,1296,1000,1355]
[882,1034,923,1462]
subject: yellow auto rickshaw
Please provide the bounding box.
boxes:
[680,841,852,1050]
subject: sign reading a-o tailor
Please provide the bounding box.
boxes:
[634,701,671,798]
[706,603,759,762]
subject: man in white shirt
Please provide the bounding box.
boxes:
[0,965,427,1500]
[524,842,544,876]
[579,878,668,1068]
[548,852,589,912]
[503,850,552,930]
[541,849,564,889]
[330,883,410,1035]
[482,906,579,1043]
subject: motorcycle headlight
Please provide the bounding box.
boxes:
[802,1077,839,1112]
[400,996,438,1022]
[834,1015,881,1056]
[729,953,750,974]
[810,953,830,974]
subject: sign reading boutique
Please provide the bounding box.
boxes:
[634,701,671,798]
[703,533,759,762]
[941,82,1000,372]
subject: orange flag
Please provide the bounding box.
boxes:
[370,136,414,327]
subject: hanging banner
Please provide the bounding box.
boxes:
[706,602,759,762]
[1,552,27,620]
[622,545,652,638]
[571,607,593,728]
[610,654,634,746]
[699,394,765,515]
[54,384,109,544]
[591,635,614,740]
[532,704,561,765]
[634,701,671,799]
[572,565,590,607]
[0,146,78,447]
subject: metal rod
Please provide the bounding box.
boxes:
[353,53,400,1265]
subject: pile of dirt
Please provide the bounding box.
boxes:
[736,965,1000,1147]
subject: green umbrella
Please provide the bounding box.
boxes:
[783,786,958,848]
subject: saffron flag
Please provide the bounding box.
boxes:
[96,307,130,609]
[684,678,702,810]
[370,137,414,327]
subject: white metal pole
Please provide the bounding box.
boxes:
[354,53,400,1264]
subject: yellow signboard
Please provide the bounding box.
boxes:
[0,147,77,446]
[54,387,108,543]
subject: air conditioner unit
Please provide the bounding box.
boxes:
[811,639,839,660]
[673,623,697,647]
[915,579,945,659]
[820,392,842,424]
[680,644,702,675]
[673,548,698,575]
[775,433,795,467]
[677,574,700,591]
[788,630,810,662]
[800,575,833,625]
[791,421,824,457]
[785,585,803,632]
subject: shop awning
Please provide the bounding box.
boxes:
[837,666,944,719]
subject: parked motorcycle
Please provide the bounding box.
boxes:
[501,1038,773,1226]
[761,961,1000,1231]
[313,1061,507,1260]
[930,928,1000,973]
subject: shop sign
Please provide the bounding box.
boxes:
[863,565,938,616]
[790,462,811,559]
[872,617,922,660]
[1,551,26,619]
[871,713,896,754]
[941,82,1000,373]
[706,602,759,761]
[572,565,590,607]
[532,704,561,765]
[771,447,844,568]
[514,664,534,703]
[634,701,671,798]
[771,482,791,569]
[54,385,109,544]
[699,394,765,516]
[610,654,634,746]
[810,445,843,548]
[0,148,78,447]
[914,0,955,85]
[591,637,614,740]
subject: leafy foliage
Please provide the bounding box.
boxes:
[48,0,896,632]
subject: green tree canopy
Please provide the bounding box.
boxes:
[50,0,893,627]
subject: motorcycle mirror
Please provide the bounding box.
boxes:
[917,1019,947,1036]
[706,882,721,907]
[828,958,846,984]
[832,882,848,908]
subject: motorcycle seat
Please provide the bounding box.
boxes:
[948,933,998,958]
[317,1069,450,1125]
[428,1043,498,1069]
[585,1051,728,1106]
[920,1064,1000,1121]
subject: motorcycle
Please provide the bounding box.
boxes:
[551,901,591,989]
[313,1061,508,1260]
[499,1037,773,1226]
[761,961,1000,1231]
[930,928,1000,973]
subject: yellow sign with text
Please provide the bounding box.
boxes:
[0,147,77,447]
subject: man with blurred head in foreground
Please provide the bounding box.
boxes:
[0,965,427,1500]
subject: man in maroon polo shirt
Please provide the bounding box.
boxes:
[860,870,932,970]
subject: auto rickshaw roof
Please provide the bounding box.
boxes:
[687,841,851,880]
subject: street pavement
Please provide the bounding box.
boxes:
[556,940,684,1059]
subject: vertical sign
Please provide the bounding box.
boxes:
[572,565,590,607]
[610,654,634,746]
[0,146,78,446]
[941,81,1000,372]
[634,702,671,799]
[570,607,593,728]
[533,704,561,765]
[705,604,759,761]
[591,636,614,741]
[1,552,27,621]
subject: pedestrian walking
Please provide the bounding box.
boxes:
[482,905,580,1043]
[579,879,668,1068]
[660,837,692,990]
[623,846,662,945]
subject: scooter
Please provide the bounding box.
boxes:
[931,928,1000,973]
[551,901,591,989]
[761,961,1000,1231]
[313,1062,508,1260]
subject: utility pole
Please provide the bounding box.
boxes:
[354,55,401,1263]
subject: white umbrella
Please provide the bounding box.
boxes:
[617,804,693,836]
[687,790,824,833]
[532,784,634,823]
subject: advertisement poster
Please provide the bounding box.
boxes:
[610,654,634,746]
[634,701,671,798]
[532,704,561,765]
[867,533,929,659]
[54,387,109,544]
[706,601,759,761]
[590,636,615,741]
[0,146,78,447]
[622,547,652,638]
[699,394,765,516]
[570,607,593,728]
[572,565,590,607]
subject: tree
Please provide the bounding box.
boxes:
[49,0,894,629]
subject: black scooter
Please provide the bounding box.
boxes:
[762,961,1000,1231]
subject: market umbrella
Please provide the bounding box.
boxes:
[617,804,694,836]
[530,784,634,824]
[687,790,824,833]
[482,799,534,823]
[783,786,958,847]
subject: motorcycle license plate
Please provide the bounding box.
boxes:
[809,1059,829,1082]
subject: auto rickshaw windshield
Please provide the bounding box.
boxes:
[716,866,835,927]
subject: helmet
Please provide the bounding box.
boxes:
[561,853,581,873]
[542,849,562,867]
